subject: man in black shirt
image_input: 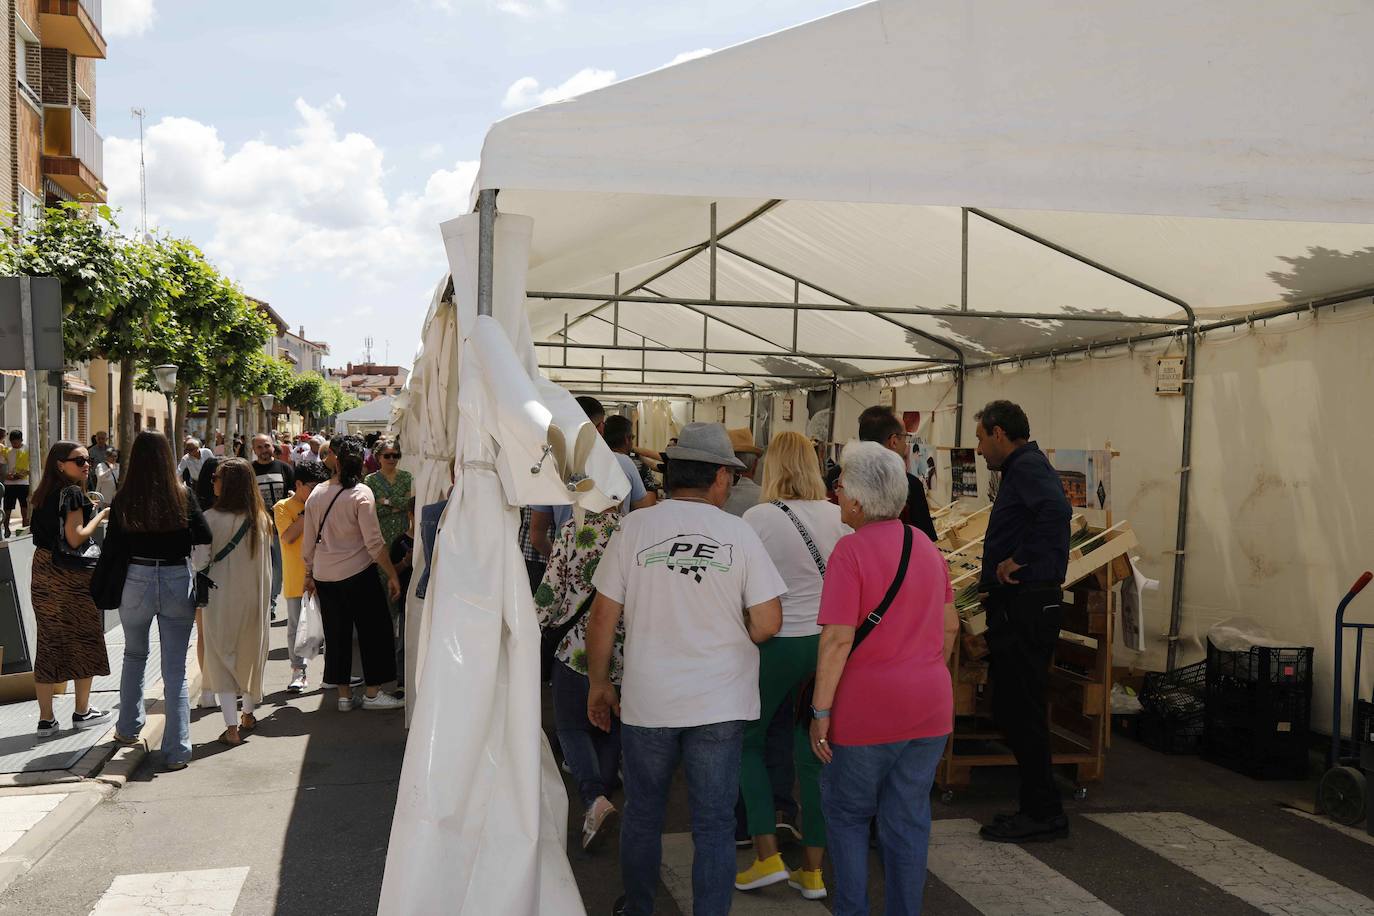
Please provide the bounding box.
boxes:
[252,434,295,618]
[973,400,1072,844]
[856,406,938,542]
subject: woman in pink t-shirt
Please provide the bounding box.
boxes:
[810,441,957,916]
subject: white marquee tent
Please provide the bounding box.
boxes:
[389,1,1374,911]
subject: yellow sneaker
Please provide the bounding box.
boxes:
[734,853,789,890]
[788,867,827,900]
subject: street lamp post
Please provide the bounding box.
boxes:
[260,394,276,436]
[153,364,178,442]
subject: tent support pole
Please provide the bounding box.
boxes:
[563,313,569,366]
[613,272,620,345]
[955,207,969,447]
[826,378,838,450]
[542,340,956,363]
[477,189,497,318]
[748,385,756,433]
[543,365,835,380]
[792,281,800,352]
[954,364,966,447]
[1166,320,1198,670]
[640,335,646,384]
[702,315,708,370]
[709,202,718,302]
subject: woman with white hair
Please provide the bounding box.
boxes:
[809,441,958,916]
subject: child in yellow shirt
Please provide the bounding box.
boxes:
[274,461,332,691]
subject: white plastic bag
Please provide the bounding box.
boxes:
[294,593,325,660]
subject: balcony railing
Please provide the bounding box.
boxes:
[42,105,105,201]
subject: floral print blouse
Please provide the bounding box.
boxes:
[534,510,625,683]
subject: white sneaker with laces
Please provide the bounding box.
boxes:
[362,692,404,710]
[288,672,308,693]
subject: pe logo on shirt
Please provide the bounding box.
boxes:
[637,536,734,583]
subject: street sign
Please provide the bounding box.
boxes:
[0,277,63,370]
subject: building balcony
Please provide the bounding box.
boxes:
[39,0,106,59]
[42,105,106,202]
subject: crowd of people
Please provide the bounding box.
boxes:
[21,425,418,769]
[534,396,1071,916]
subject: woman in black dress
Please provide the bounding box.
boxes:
[29,441,111,739]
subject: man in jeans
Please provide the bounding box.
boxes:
[587,423,785,916]
[974,400,1072,843]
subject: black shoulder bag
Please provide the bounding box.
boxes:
[52,488,101,571]
[541,589,596,683]
[797,522,914,727]
[195,518,252,607]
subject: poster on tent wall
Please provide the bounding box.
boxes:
[900,411,937,495]
[1050,450,1112,511]
[949,448,979,499]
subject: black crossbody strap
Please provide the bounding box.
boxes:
[851,524,914,652]
[770,500,825,576]
[205,518,252,575]
[314,487,347,546]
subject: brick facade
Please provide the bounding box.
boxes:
[39,46,68,105]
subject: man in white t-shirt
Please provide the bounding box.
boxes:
[588,423,784,916]
[176,438,214,487]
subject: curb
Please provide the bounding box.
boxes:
[0,784,111,897]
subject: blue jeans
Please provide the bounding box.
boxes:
[621,720,744,916]
[116,562,197,765]
[820,734,948,916]
[552,663,620,808]
[270,533,283,610]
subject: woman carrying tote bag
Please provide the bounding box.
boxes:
[194,458,272,746]
[29,441,111,740]
[103,431,213,770]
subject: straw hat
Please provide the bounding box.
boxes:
[727,428,764,455]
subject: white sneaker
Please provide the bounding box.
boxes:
[287,672,307,693]
[581,796,617,851]
[337,697,354,712]
[362,692,404,711]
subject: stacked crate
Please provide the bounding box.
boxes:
[1203,642,1313,779]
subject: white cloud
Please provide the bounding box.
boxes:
[668,48,714,66]
[103,0,157,38]
[103,98,477,294]
[429,0,565,16]
[502,67,616,110]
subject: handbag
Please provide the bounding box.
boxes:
[797,521,914,727]
[195,518,252,606]
[52,489,101,571]
[541,589,596,683]
[89,537,129,610]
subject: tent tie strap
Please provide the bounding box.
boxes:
[463,460,496,471]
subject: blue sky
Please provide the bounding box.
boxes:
[99,0,858,370]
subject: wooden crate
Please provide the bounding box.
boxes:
[1064,522,1137,588]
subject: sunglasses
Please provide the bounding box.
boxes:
[63,456,90,467]
[381,452,401,460]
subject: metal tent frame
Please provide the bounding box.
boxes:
[474,188,1374,670]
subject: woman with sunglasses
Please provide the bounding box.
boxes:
[28,441,111,739]
[195,458,273,745]
[364,439,412,557]
[105,431,213,769]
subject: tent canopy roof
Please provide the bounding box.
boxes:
[471,0,1374,397]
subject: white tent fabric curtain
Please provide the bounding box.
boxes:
[392,277,460,722]
[381,211,630,915]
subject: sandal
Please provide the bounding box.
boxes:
[239,713,258,733]
[218,728,243,746]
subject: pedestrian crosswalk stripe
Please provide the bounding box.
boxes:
[1087,812,1374,916]
[660,833,828,913]
[927,819,1121,915]
[88,866,249,915]
[1282,806,1374,850]
[0,792,67,855]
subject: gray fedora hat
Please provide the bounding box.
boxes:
[665,423,746,469]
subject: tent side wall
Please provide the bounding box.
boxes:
[695,300,1374,731]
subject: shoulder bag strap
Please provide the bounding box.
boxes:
[851,524,914,652]
[313,487,348,546]
[204,518,253,575]
[769,500,825,576]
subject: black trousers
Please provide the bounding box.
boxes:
[315,564,398,688]
[985,584,1064,820]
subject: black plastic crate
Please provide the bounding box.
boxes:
[1139,709,1203,754]
[1203,719,1309,779]
[1206,642,1313,690]
[1138,661,1206,754]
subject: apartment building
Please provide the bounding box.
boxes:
[279,326,329,376]
[330,362,409,403]
[0,0,105,444]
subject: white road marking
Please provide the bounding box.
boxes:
[88,866,250,916]
[1282,806,1374,850]
[660,833,827,914]
[927,819,1121,915]
[1087,812,1374,915]
[0,792,67,854]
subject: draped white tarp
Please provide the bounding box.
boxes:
[391,277,459,724]
[380,212,628,916]
[465,0,1374,398]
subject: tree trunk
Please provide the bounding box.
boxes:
[174,383,190,445]
[118,356,136,450]
[226,394,238,445]
[204,376,219,448]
